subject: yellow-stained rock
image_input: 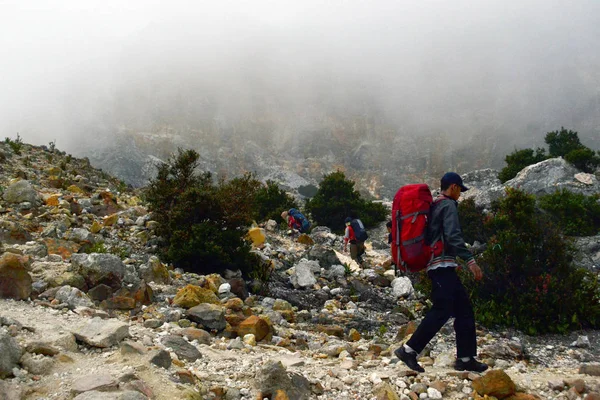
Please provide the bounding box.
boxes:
[90,220,102,234]
[348,328,361,342]
[103,213,119,227]
[373,382,400,400]
[67,184,85,194]
[224,298,244,311]
[172,285,220,308]
[273,390,290,400]
[237,315,271,342]
[43,238,80,260]
[204,274,224,294]
[45,195,60,206]
[297,234,314,245]
[316,324,344,338]
[0,253,32,300]
[45,166,62,175]
[473,370,516,399]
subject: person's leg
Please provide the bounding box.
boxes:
[452,274,477,359]
[405,268,455,354]
[350,243,358,261]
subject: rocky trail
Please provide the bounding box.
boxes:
[1,141,599,400]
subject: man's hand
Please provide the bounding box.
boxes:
[469,262,483,281]
[343,246,347,253]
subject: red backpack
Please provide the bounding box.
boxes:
[391,184,445,273]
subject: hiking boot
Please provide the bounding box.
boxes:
[454,358,488,373]
[394,347,425,373]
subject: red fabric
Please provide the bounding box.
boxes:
[344,226,356,243]
[391,183,442,272]
[288,216,301,230]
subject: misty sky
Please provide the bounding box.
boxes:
[1,0,599,152]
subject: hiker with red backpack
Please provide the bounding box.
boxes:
[343,217,368,265]
[392,172,487,373]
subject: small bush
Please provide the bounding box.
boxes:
[4,133,23,155]
[306,170,387,232]
[465,188,600,335]
[254,180,298,222]
[538,190,600,236]
[545,127,583,157]
[145,149,260,276]
[498,147,547,183]
[458,198,490,245]
[88,242,107,253]
[565,147,600,173]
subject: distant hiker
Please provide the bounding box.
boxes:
[281,208,311,234]
[386,220,393,245]
[395,172,488,374]
[343,217,368,264]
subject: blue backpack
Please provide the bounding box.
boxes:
[350,218,368,242]
[288,208,311,232]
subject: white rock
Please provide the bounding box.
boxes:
[218,283,231,294]
[427,387,443,399]
[391,277,414,298]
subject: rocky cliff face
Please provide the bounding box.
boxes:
[1,141,599,400]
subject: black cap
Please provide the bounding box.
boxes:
[441,172,469,192]
[345,217,352,224]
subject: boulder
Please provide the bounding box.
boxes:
[0,253,32,300]
[55,285,94,309]
[0,381,23,400]
[179,328,211,345]
[172,285,220,308]
[0,330,22,378]
[71,253,125,289]
[461,169,505,209]
[237,316,271,342]
[307,245,341,268]
[72,317,130,348]
[3,180,40,205]
[0,220,33,244]
[187,304,226,331]
[505,157,600,198]
[72,374,118,394]
[290,260,318,289]
[148,349,171,369]
[228,278,249,300]
[255,360,310,400]
[373,382,400,400]
[161,335,202,362]
[391,277,414,298]
[138,256,170,285]
[20,352,55,375]
[573,234,600,272]
[64,228,95,244]
[472,369,517,399]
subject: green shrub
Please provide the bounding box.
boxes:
[145,149,259,276]
[498,147,547,183]
[458,198,490,245]
[465,188,600,335]
[254,180,298,222]
[565,147,600,173]
[305,170,387,232]
[538,190,600,236]
[4,133,23,155]
[545,127,584,157]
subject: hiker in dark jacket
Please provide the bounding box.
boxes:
[395,172,488,373]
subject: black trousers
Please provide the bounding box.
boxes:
[406,267,477,358]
